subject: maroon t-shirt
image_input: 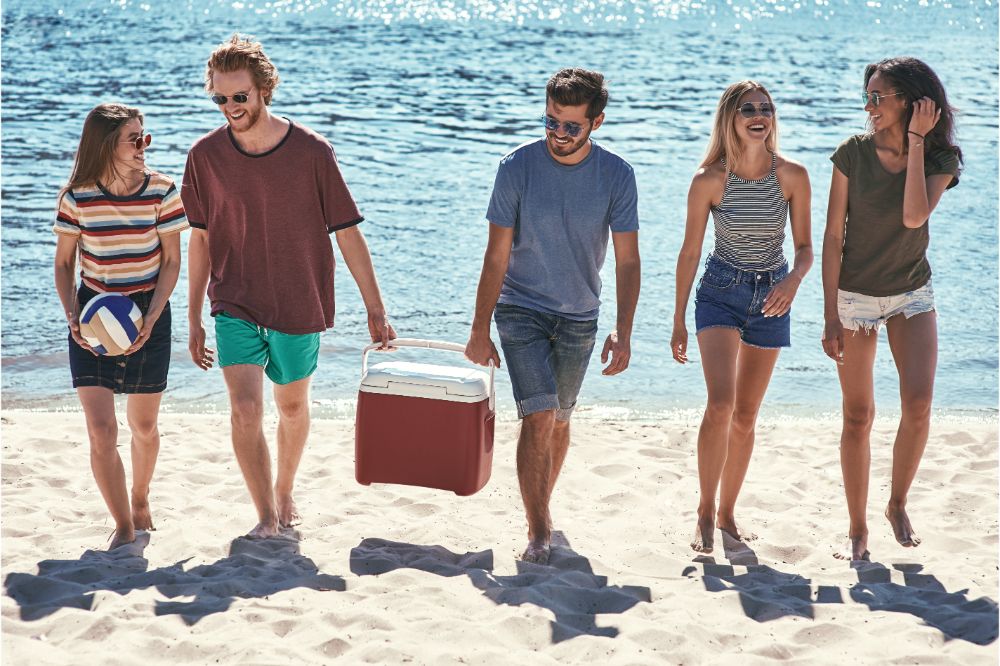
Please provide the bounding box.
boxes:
[182,120,362,334]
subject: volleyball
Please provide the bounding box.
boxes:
[78,293,143,356]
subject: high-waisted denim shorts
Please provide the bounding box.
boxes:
[694,254,791,349]
[838,281,935,333]
[69,284,172,394]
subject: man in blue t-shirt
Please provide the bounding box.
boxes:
[465,68,641,564]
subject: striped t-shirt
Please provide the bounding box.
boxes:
[53,172,189,294]
[710,154,788,271]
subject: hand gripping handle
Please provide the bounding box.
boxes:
[360,338,495,412]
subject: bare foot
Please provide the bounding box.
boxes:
[521,541,551,565]
[833,534,870,561]
[691,516,715,554]
[108,527,136,551]
[717,515,758,542]
[246,521,281,540]
[886,505,921,547]
[276,494,301,528]
[131,495,154,531]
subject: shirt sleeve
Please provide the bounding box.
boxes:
[156,181,190,236]
[53,191,81,236]
[485,155,520,228]
[609,164,639,232]
[926,148,961,190]
[320,142,363,233]
[181,151,207,230]
[830,136,855,178]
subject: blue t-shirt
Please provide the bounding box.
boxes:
[486,138,639,320]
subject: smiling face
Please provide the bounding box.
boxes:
[211,69,265,134]
[732,89,773,146]
[544,100,603,164]
[111,117,147,175]
[864,70,906,132]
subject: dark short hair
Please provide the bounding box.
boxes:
[546,68,609,119]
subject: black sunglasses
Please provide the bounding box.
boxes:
[211,91,251,105]
[542,115,586,138]
[738,102,775,118]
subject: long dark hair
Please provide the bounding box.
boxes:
[864,57,963,169]
[61,103,144,199]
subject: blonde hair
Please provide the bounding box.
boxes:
[205,34,280,105]
[701,80,779,169]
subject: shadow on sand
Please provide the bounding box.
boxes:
[683,532,998,645]
[349,530,651,642]
[4,530,345,625]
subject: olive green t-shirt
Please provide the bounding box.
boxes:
[830,134,959,297]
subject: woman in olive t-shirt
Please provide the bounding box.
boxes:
[821,57,962,562]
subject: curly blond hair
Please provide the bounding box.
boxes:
[204,34,280,105]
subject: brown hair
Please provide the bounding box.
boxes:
[701,80,779,169]
[61,103,144,198]
[546,68,609,119]
[205,34,280,105]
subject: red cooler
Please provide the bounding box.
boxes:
[355,338,495,496]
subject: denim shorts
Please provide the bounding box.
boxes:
[838,281,935,333]
[69,284,172,394]
[694,254,791,349]
[493,303,598,421]
[214,312,320,385]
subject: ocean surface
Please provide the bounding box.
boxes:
[2,0,997,419]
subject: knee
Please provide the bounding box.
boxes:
[703,397,735,426]
[900,391,933,421]
[276,397,309,422]
[522,410,556,437]
[843,402,876,434]
[127,416,159,442]
[731,405,759,435]
[230,394,264,429]
[87,419,118,455]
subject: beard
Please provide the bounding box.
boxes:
[546,128,591,158]
[228,104,263,133]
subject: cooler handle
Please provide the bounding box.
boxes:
[361,338,496,412]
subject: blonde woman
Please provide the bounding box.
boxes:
[671,81,813,553]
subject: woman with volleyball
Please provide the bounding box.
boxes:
[822,58,962,561]
[54,103,188,550]
[670,80,813,554]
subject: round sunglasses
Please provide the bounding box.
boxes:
[120,132,151,150]
[211,91,251,105]
[738,102,775,118]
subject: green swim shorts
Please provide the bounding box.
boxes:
[214,312,320,385]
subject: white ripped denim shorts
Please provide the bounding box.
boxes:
[838,281,936,333]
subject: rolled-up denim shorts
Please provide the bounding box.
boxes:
[838,281,935,333]
[694,253,791,349]
[493,303,598,421]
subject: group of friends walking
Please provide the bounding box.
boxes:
[53,35,962,563]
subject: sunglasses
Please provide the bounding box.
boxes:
[120,132,151,150]
[862,91,904,107]
[542,115,586,138]
[211,91,251,105]
[738,102,775,118]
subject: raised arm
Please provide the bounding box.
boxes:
[465,223,514,367]
[670,170,715,364]
[902,98,954,228]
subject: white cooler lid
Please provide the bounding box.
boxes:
[360,361,490,403]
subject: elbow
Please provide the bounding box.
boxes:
[902,215,928,229]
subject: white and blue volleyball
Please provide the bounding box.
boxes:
[78,293,143,356]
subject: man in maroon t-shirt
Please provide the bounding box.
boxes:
[183,35,396,539]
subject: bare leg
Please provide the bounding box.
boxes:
[717,343,780,541]
[546,419,571,531]
[223,365,279,538]
[518,410,556,563]
[273,377,311,528]
[126,392,162,531]
[77,387,134,549]
[833,328,878,561]
[884,311,936,547]
[692,328,741,554]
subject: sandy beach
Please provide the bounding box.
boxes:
[2,409,997,664]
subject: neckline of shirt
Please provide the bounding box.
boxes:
[227,117,295,158]
[541,137,599,171]
[723,152,776,184]
[95,173,151,200]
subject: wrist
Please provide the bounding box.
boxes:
[907,130,925,139]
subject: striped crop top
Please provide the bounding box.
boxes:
[54,172,189,294]
[710,154,788,271]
